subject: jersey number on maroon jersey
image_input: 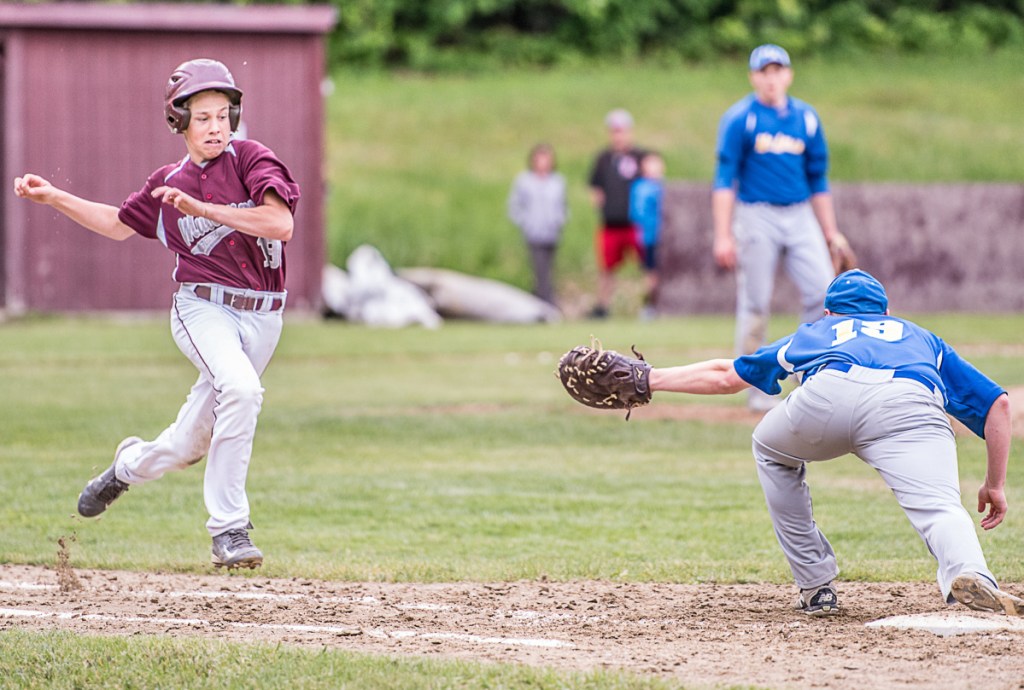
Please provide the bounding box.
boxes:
[258,238,283,269]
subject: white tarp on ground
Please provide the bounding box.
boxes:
[321,245,442,329]
[398,267,562,324]
[322,246,562,326]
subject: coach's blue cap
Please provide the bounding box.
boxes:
[825,269,889,315]
[749,44,791,71]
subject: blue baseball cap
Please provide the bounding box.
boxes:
[825,269,889,315]
[749,44,791,71]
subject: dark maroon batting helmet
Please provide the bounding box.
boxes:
[164,58,243,134]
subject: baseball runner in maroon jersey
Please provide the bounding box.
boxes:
[13,58,300,569]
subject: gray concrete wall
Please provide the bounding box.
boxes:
[658,182,1024,314]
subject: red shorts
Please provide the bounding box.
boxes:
[597,225,644,271]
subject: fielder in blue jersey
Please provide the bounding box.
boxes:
[645,270,1021,617]
[713,44,850,413]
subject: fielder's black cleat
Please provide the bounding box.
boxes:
[211,527,263,570]
[795,583,840,616]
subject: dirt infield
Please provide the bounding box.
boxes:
[4,391,1022,687]
[3,563,1024,689]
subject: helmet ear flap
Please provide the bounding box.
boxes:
[228,102,241,132]
[166,103,191,134]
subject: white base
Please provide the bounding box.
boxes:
[867,612,1024,637]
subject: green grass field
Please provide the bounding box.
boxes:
[0,629,682,690]
[2,314,1023,687]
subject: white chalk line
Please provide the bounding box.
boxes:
[0,606,573,649]
[0,581,53,592]
[1,607,208,627]
[0,579,662,632]
[0,580,431,607]
[15,579,1017,640]
[14,579,1018,641]
[0,579,594,622]
[1,579,609,625]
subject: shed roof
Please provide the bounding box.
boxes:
[0,2,337,34]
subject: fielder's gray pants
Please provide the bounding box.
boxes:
[752,366,994,601]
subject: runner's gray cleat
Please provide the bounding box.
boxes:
[211,527,264,569]
[77,436,142,517]
[951,572,1024,616]
[795,583,840,616]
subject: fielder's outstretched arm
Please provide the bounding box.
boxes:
[978,393,1012,530]
[649,358,749,396]
[13,174,134,240]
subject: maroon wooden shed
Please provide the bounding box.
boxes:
[0,2,337,313]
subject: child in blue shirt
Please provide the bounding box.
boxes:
[629,151,665,320]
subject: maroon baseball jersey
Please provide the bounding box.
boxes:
[119,139,301,292]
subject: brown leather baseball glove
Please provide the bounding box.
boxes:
[828,232,858,274]
[556,340,652,420]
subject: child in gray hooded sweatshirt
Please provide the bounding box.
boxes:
[507,143,568,306]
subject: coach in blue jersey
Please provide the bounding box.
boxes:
[713,44,842,412]
[644,270,1021,617]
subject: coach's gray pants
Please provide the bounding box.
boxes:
[734,202,834,351]
[734,202,834,410]
[751,366,994,601]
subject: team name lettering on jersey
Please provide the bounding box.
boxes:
[754,132,806,155]
[178,200,256,256]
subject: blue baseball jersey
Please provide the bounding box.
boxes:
[628,177,663,246]
[733,314,1005,438]
[713,94,829,205]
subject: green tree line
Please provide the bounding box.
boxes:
[232,0,1024,70]
[117,0,1024,69]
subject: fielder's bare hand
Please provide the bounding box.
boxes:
[152,185,209,219]
[978,485,1007,530]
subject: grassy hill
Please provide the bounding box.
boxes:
[324,52,1024,292]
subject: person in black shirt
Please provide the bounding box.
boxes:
[587,109,646,319]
